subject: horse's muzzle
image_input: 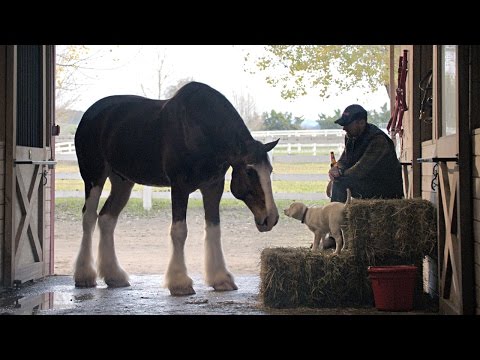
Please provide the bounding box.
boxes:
[255,214,279,232]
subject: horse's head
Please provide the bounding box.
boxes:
[230,139,280,232]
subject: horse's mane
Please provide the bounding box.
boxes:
[172,81,208,98]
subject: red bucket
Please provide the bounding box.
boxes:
[367,265,417,311]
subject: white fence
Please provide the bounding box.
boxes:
[273,143,344,156]
[252,129,344,138]
[55,130,346,157]
[56,142,344,157]
[55,141,76,155]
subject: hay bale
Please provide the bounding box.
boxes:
[260,248,372,308]
[260,198,437,309]
[346,198,437,308]
[346,198,437,265]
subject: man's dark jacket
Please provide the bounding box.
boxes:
[335,123,404,199]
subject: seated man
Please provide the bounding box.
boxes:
[328,104,404,203]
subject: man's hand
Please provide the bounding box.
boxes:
[328,166,341,181]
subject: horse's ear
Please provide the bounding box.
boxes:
[264,138,280,152]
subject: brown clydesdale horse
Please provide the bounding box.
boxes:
[73,81,279,296]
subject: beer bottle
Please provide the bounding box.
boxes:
[330,151,337,168]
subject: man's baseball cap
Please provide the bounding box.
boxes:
[335,104,368,126]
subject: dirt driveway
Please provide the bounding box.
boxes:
[54,205,313,278]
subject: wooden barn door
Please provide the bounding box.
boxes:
[434,46,474,314]
[4,45,54,286]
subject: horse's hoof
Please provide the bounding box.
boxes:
[105,279,131,288]
[169,286,196,296]
[98,265,130,288]
[213,281,238,291]
[209,272,238,291]
[75,279,97,288]
[74,270,97,288]
[165,272,194,295]
[74,266,97,288]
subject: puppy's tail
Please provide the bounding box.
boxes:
[345,188,352,205]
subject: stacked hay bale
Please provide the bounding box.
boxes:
[260,248,372,308]
[260,198,437,309]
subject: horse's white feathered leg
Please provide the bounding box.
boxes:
[74,186,102,287]
[96,172,132,287]
[204,223,238,291]
[165,220,195,295]
[97,213,130,287]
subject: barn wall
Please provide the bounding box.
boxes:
[420,142,437,205]
[470,47,480,314]
[399,45,435,201]
[472,130,480,314]
[398,45,415,198]
[421,47,438,206]
[0,45,6,283]
[44,171,52,275]
[399,46,414,162]
[44,45,55,276]
[0,45,54,286]
[0,142,4,283]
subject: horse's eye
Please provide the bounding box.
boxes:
[246,167,256,177]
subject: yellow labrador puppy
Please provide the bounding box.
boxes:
[284,189,351,255]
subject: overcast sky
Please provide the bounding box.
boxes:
[64,45,389,121]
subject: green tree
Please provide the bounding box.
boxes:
[367,103,390,128]
[316,103,391,130]
[316,109,343,129]
[262,110,303,130]
[245,45,391,100]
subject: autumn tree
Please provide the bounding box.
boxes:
[164,77,195,98]
[231,91,262,130]
[55,45,121,125]
[139,47,170,99]
[245,45,391,100]
[55,45,91,122]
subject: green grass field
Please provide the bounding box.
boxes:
[55,160,330,219]
[55,162,329,194]
[55,178,328,194]
[55,162,330,175]
[55,197,329,221]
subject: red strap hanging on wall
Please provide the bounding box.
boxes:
[387,49,409,143]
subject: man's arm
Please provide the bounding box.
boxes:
[342,135,391,179]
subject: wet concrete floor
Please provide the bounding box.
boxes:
[0,274,437,315]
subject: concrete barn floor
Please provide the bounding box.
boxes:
[0,274,438,316]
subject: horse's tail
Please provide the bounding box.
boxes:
[75,97,125,199]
